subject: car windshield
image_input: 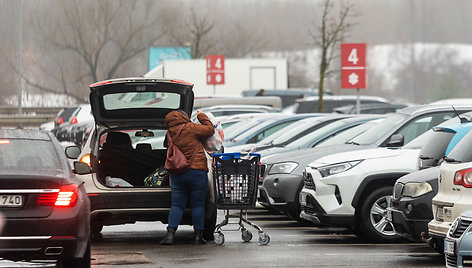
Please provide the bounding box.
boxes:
[317,120,379,147]
[350,113,408,145]
[100,129,167,150]
[0,139,62,174]
[446,130,472,162]
[262,118,326,146]
[285,119,353,148]
[224,119,266,140]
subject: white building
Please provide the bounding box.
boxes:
[144,58,288,97]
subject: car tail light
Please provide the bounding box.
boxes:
[453,168,472,188]
[56,117,64,125]
[37,184,78,207]
[70,117,78,124]
[80,153,91,167]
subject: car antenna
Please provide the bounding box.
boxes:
[451,105,468,123]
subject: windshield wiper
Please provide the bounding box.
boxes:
[443,156,461,163]
[346,141,360,146]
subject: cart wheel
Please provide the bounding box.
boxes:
[215,232,225,245]
[259,232,270,245]
[241,229,253,242]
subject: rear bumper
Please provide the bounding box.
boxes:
[0,236,82,261]
[0,206,89,260]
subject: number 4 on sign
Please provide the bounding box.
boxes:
[348,49,359,65]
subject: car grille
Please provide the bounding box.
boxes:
[303,171,315,190]
[393,182,404,200]
[449,217,472,238]
[446,254,458,267]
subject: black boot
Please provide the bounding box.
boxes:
[160,227,176,245]
[193,230,207,245]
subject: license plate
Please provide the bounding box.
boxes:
[386,209,392,222]
[299,193,307,206]
[0,195,23,207]
[444,240,455,255]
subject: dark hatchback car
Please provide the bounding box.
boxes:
[388,118,472,253]
[76,77,216,240]
[0,129,90,267]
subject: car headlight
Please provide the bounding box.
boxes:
[268,162,298,174]
[402,182,433,197]
[318,160,362,178]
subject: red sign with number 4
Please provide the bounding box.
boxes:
[206,55,225,85]
[341,43,367,89]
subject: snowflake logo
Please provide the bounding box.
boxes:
[348,72,359,85]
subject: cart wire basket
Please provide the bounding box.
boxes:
[212,152,270,245]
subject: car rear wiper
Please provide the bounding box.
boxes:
[443,156,461,163]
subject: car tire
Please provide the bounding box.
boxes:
[358,186,401,243]
[203,207,217,241]
[61,239,91,268]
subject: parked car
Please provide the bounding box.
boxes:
[299,129,437,242]
[260,105,472,224]
[192,104,280,119]
[444,209,472,267]
[289,95,389,113]
[242,88,321,108]
[68,104,94,146]
[428,125,472,255]
[387,118,472,252]
[253,115,384,157]
[0,129,90,267]
[223,113,320,149]
[193,96,283,110]
[51,106,79,142]
[257,117,382,221]
[333,103,407,115]
[298,105,472,242]
[75,77,216,241]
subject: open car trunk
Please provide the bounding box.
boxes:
[93,129,170,187]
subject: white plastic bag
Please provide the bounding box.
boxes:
[195,112,224,154]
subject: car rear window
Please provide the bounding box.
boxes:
[103,92,181,110]
[0,139,61,173]
[419,130,455,160]
[447,130,472,162]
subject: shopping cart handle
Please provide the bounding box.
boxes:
[213,152,261,159]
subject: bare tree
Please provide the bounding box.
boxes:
[28,0,169,100]
[170,8,214,59]
[311,0,353,112]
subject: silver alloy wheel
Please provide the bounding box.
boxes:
[369,195,396,236]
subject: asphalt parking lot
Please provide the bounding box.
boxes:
[86,207,444,268]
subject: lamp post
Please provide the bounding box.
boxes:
[17,0,23,117]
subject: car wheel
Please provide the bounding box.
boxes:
[61,239,91,268]
[358,186,401,243]
[203,207,217,241]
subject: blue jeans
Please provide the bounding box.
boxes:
[168,169,208,230]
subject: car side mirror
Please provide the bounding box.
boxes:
[386,134,404,147]
[65,146,81,159]
[74,161,91,175]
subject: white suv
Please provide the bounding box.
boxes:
[428,128,472,250]
[300,130,433,242]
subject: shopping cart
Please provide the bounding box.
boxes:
[212,152,270,245]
